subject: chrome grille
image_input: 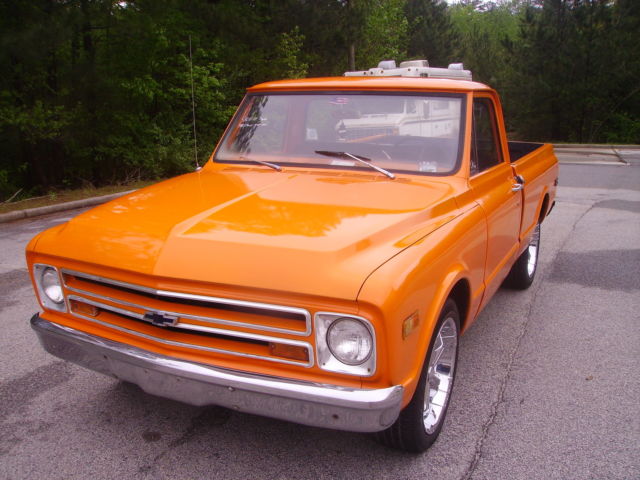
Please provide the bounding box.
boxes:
[61,269,313,367]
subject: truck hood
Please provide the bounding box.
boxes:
[34,165,461,300]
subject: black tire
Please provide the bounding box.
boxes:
[504,223,541,290]
[375,299,460,453]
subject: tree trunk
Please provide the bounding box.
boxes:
[349,43,356,71]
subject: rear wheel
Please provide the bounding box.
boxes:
[375,299,460,453]
[504,223,540,290]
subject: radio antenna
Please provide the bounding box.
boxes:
[188,35,200,170]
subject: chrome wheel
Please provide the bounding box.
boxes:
[423,316,458,434]
[376,299,459,452]
[527,223,540,277]
[504,222,542,290]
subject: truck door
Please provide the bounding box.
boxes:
[469,96,522,302]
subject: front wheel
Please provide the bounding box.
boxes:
[504,223,541,290]
[375,299,460,453]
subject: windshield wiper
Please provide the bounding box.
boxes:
[238,156,282,171]
[314,150,395,179]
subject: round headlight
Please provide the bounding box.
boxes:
[326,318,373,365]
[41,267,64,304]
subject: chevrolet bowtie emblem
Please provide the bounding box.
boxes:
[143,311,178,327]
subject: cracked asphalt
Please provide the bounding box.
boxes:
[1,160,638,480]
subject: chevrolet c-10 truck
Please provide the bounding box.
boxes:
[27,60,558,452]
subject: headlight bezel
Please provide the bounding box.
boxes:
[33,264,67,312]
[315,312,376,376]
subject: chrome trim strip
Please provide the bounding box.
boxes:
[66,290,150,319]
[158,290,311,325]
[65,286,309,336]
[32,315,403,433]
[67,294,314,351]
[68,294,145,320]
[61,269,312,336]
[62,269,157,295]
[66,305,313,368]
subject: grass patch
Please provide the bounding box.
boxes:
[0,180,159,215]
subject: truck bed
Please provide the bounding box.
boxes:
[508,141,544,163]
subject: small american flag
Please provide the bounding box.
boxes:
[330,97,349,105]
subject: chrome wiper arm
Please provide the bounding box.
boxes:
[343,152,395,179]
[314,150,395,179]
[239,156,282,171]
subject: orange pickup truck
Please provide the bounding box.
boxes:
[26,61,558,452]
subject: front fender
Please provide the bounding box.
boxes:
[357,204,486,406]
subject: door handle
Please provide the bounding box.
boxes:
[512,174,525,192]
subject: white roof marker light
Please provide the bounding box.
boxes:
[344,59,472,81]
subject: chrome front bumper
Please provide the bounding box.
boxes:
[31,315,403,432]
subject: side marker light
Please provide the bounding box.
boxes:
[402,311,420,339]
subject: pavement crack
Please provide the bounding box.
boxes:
[461,287,539,480]
[136,407,231,476]
[460,201,594,480]
[169,406,231,448]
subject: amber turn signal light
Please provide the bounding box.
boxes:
[402,311,420,339]
[70,299,99,317]
[269,342,309,362]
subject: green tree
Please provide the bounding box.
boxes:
[270,27,309,80]
[505,0,639,143]
[405,0,459,66]
[591,0,640,143]
[0,0,75,195]
[2,0,638,201]
[450,1,521,88]
[358,0,409,68]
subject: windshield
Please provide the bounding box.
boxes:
[215,92,465,175]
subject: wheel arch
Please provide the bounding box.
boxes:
[414,272,472,380]
[447,278,471,333]
[539,193,550,223]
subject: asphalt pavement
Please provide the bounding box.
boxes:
[553,145,640,166]
[0,157,638,480]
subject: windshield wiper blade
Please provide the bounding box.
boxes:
[238,156,282,171]
[315,150,395,179]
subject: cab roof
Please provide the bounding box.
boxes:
[249,76,493,93]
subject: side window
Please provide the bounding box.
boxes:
[471,98,503,175]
